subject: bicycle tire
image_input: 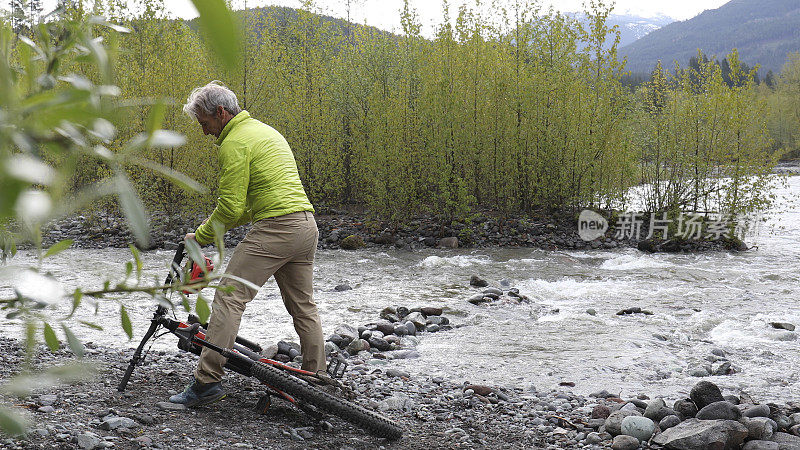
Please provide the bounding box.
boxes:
[249,361,403,440]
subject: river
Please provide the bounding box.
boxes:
[2,176,799,404]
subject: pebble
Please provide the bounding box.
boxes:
[611,434,640,450]
[156,402,187,411]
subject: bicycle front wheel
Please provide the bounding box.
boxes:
[249,361,403,440]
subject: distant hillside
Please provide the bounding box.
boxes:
[621,0,800,74]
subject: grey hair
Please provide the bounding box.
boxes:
[183,81,242,119]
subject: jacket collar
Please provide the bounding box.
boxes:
[216,110,250,146]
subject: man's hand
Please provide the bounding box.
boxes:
[185,232,196,241]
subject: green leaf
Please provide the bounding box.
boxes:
[181,295,190,312]
[43,239,73,258]
[184,238,208,274]
[43,323,59,352]
[60,324,84,357]
[146,100,166,135]
[67,289,82,318]
[195,295,211,324]
[191,0,241,69]
[219,273,260,292]
[2,363,97,397]
[115,174,150,248]
[120,305,132,339]
[124,261,133,278]
[129,244,142,280]
[128,157,208,194]
[78,321,103,331]
[0,408,29,437]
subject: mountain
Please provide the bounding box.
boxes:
[605,13,674,48]
[620,0,800,74]
[567,12,674,49]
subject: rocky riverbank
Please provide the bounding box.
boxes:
[3,334,800,450]
[31,207,746,253]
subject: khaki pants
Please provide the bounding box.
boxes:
[194,211,325,384]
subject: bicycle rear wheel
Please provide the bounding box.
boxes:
[249,361,403,440]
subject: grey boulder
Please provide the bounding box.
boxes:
[621,415,655,442]
[690,380,725,410]
[695,401,742,420]
[652,418,748,449]
[605,410,642,436]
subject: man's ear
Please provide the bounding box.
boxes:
[216,105,226,118]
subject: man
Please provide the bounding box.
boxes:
[169,81,326,407]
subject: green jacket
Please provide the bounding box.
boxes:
[194,111,314,245]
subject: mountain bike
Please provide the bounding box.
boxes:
[117,242,403,440]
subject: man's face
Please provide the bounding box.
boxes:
[196,109,224,138]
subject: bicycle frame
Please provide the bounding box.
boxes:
[116,243,340,404]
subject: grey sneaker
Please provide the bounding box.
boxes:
[168,378,226,407]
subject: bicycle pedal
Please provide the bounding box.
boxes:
[326,357,347,379]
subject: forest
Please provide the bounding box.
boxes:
[3,0,796,226]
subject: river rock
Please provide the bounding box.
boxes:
[743,441,780,450]
[404,321,416,336]
[483,287,503,296]
[334,284,352,292]
[470,275,488,287]
[346,339,370,354]
[611,434,640,450]
[393,324,408,336]
[605,410,642,436]
[621,416,655,442]
[405,312,427,329]
[468,294,490,305]
[262,344,279,359]
[368,336,391,351]
[744,404,772,418]
[375,320,396,335]
[465,385,493,396]
[744,417,775,440]
[660,415,682,430]
[324,341,337,355]
[771,432,800,447]
[652,419,748,450]
[690,381,725,410]
[39,394,58,406]
[99,416,136,430]
[385,368,410,378]
[696,401,741,420]
[378,393,413,412]
[770,322,796,331]
[386,349,420,359]
[76,432,102,450]
[426,324,440,332]
[774,414,792,431]
[438,237,458,248]
[644,398,666,420]
[674,399,698,419]
[334,324,358,344]
[420,306,443,316]
[340,235,365,250]
[592,405,611,419]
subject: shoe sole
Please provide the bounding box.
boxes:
[188,392,227,408]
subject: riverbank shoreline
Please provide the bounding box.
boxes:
[28,208,746,254]
[2,335,799,449]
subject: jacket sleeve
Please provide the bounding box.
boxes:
[194,140,250,245]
